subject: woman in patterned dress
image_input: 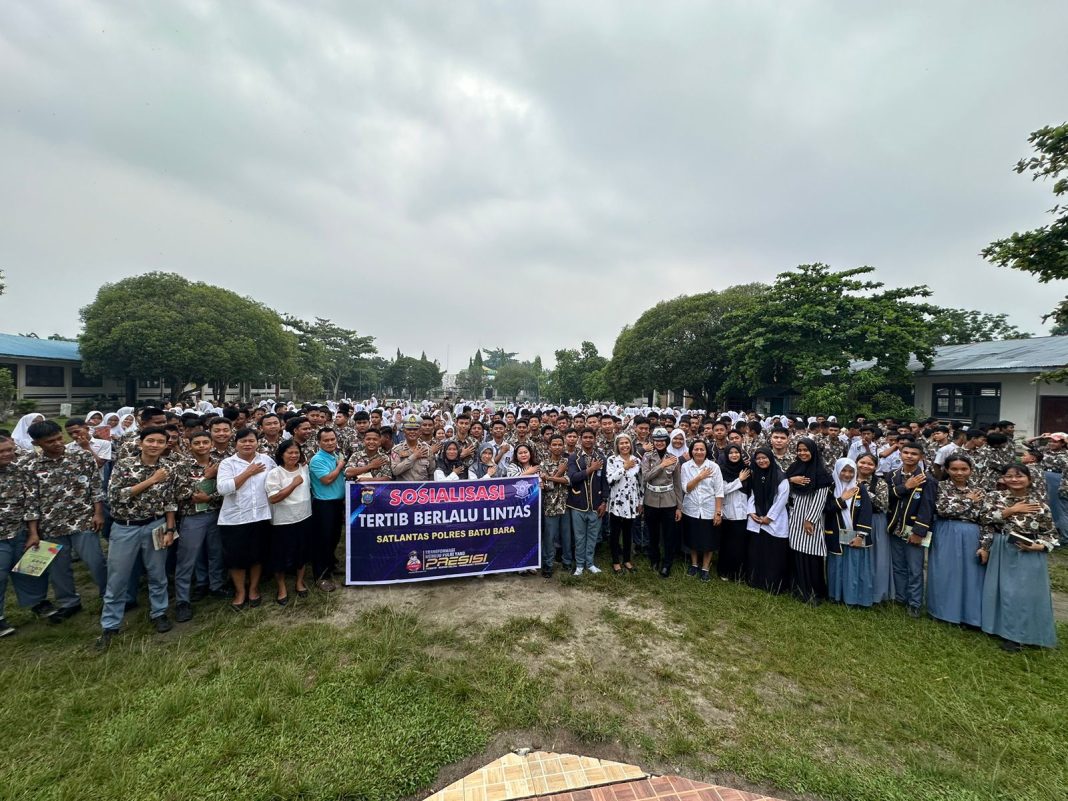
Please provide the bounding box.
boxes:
[857,453,894,603]
[606,433,642,574]
[978,463,1059,650]
[785,437,833,604]
[928,454,986,627]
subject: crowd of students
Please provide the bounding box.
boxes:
[0,398,1062,652]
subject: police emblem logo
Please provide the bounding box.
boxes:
[513,480,532,500]
[361,486,375,505]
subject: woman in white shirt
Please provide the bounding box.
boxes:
[606,433,642,574]
[718,444,752,581]
[680,440,724,582]
[265,439,311,605]
[745,447,791,594]
[217,428,276,611]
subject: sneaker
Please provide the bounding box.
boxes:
[50,603,83,623]
[0,618,15,637]
[700,570,711,583]
[686,565,700,577]
[190,585,208,602]
[174,602,193,623]
[95,629,119,650]
[572,566,585,577]
[31,600,58,619]
[153,615,174,634]
[587,564,602,574]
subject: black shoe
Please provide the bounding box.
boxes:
[700,570,711,583]
[686,565,699,577]
[1000,639,1022,652]
[190,585,208,602]
[276,594,289,607]
[907,606,921,619]
[541,569,553,579]
[95,628,119,650]
[209,588,232,599]
[32,600,58,619]
[174,602,193,623]
[50,603,83,623]
[296,587,309,599]
[659,567,671,579]
[153,615,174,634]
[0,618,15,637]
[249,596,263,608]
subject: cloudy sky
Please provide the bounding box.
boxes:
[1,1,1065,370]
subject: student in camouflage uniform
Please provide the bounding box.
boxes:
[24,420,107,622]
[172,431,225,621]
[539,434,571,577]
[0,436,52,636]
[255,413,287,457]
[98,426,180,649]
[345,429,394,481]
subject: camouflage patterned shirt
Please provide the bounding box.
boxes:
[539,457,568,516]
[934,481,984,523]
[0,462,35,539]
[172,455,223,517]
[108,457,179,522]
[22,450,104,536]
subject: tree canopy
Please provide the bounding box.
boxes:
[546,342,607,403]
[981,122,1068,328]
[79,272,295,401]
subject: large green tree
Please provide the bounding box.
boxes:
[720,264,937,415]
[605,283,766,406]
[927,308,1030,346]
[80,272,294,402]
[981,123,1068,328]
[546,342,607,403]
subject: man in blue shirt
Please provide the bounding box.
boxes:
[309,428,346,591]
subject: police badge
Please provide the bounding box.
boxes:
[361,486,375,506]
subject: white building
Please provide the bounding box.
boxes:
[911,336,1068,437]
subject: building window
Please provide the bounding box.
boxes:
[932,383,1001,425]
[139,378,162,389]
[72,367,102,387]
[25,365,66,387]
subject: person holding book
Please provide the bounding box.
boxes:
[978,463,1058,651]
[171,431,224,622]
[825,457,874,607]
[97,426,179,649]
[928,454,986,628]
[886,442,937,618]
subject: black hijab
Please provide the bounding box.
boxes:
[750,447,784,516]
[437,440,468,480]
[784,437,833,495]
[720,444,750,496]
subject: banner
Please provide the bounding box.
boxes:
[345,476,541,585]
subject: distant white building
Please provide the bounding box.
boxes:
[910,336,1068,437]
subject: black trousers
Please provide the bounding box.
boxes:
[311,498,344,581]
[609,514,633,564]
[644,504,679,568]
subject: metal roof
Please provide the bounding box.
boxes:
[913,336,1068,375]
[0,333,81,362]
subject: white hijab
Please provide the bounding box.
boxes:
[12,413,44,451]
[833,457,858,532]
[667,428,688,459]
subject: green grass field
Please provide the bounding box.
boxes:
[1,559,1065,801]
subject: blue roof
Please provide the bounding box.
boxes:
[0,333,81,362]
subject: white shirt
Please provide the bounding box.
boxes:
[745,479,791,539]
[217,453,276,525]
[264,465,311,525]
[934,442,958,467]
[722,478,749,521]
[680,459,724,519]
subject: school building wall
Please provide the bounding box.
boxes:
[913,372,1068,439]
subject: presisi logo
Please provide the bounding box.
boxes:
[424,554,489,570]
